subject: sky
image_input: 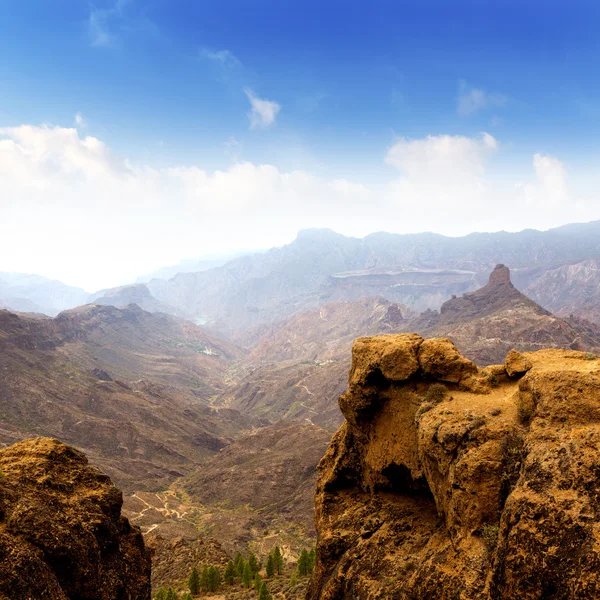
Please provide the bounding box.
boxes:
[1,0,600,291]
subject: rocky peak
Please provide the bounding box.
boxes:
[308,335,600,599]
[487,263,512,286]
[0,437,151,599]
[438,264,546,323]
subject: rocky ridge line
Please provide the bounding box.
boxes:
[308,334,600,599]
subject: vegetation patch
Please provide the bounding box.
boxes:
[481,524,500,551]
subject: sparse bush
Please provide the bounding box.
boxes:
[188,566,200,595]
[468,416,486,434]
[424,383,448,404]
[400,558,417,574]
[499,431,524,508]
[485,372,500,387]
[586,352,596,360]
[516,396,534,424]
[481,524,500,551]
[259,582,272,600]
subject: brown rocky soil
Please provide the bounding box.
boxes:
[308,333,600,599]
[0,306,260,491]
[220,297,414,430]
[0,437,151,599]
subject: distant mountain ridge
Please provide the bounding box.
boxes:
[139,221,600,332]
[5,220,600,330]
[0,272,89,316]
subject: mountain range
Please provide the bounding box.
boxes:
[3,220,600,594]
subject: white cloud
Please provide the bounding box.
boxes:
[199,48,241,68]
[457,81,508,117]
[75,112,86,129]
[244,89,281,129]
[519,153,570,208]
[0,124,597,291]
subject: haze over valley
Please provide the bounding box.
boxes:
[3,1,600,598]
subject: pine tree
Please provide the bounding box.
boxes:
[200,565,210,592]
[259,582,272,600]
[248,552,259,575]
[165,589,177,600]
[266,553,275,578]
[224,560,236,585]
[290,572,297,587]
[235,555,246,578]
[154,589,167,600]
[188,566,200,595]
[308,548,316,573]
[273,546,284,575]
[242,562,253,588]
[234,552,244,577]
[254,572,263,593]
[181,594,193,600]
[207,566,221,591]
[297,548,309,576]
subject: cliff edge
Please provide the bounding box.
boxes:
[307,334,600,599]
[0,437,151,600]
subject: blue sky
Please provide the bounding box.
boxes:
[1,0,600,289]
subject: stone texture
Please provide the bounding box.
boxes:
[504,348,533,378]
[0,437,151,600]
[418,337,478,384]
[307,337,600,600]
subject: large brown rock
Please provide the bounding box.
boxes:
[0,437,151,600]
[307,337,600,600]
[504,348,533,378]
[418,337,478,383]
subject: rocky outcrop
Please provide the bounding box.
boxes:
[417,265,600,365]
[308,334,600,599]
[0,437,151,600]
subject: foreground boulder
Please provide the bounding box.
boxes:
[0,437,151,600]
[307,334,600,599]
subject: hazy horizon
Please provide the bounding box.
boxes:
[2,1,600,290]
[1,219,598,293]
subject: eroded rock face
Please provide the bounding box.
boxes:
[307,334,600,600]
[0,437,151,600]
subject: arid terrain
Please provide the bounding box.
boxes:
[3,228,600,597]
[309,334,600,599]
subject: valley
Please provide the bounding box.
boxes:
[3,224,600,597]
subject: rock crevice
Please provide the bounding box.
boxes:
[307,334,600,599]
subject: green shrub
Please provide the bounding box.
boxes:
[586,352,596,360]
[485,372,500,387]
[481,524,500,551]
[424,383,448,404]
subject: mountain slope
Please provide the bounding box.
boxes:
[221,266,600,429]
[523,258,600,324]
[417,264,600,364]
[219,297,414,429]
[0,306,257,490]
